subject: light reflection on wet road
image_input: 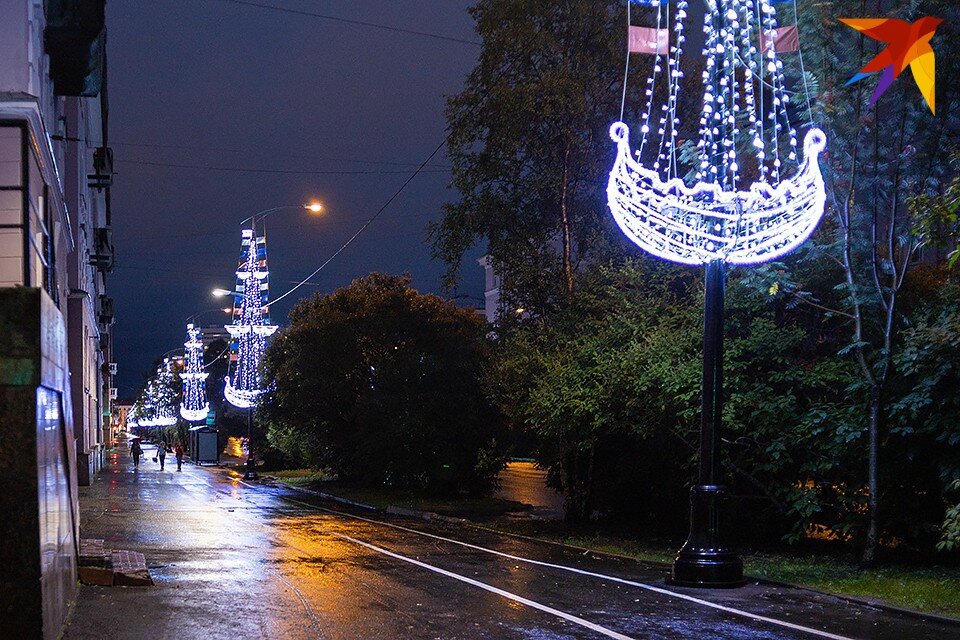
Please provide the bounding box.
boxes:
[65,449,960,640]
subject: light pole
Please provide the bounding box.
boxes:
[187,307,233,325]
[225,201,324,480]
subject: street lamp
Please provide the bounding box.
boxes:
[238,202,325,228]
[226,202,324,480]
[187,307,232,323]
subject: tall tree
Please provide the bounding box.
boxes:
[767,0,960,563]
[433,0,637,316]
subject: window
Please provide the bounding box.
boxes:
[0,124,24,287]
[0,122,60,302]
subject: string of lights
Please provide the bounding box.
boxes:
[179,324,210,422]
[224,229,278,409]
[608,0,826,266]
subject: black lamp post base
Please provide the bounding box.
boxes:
[669,484,745,588]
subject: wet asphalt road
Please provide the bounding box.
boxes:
[64,447,960,640]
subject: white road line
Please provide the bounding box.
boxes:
[329,530,637,640]
[273,492,859,640]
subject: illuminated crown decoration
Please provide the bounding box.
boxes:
[224,229,278,409]
[608,0,826,265]
[179,323,210,421]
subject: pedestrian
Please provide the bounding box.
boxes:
[157,442,167,470]
[130,439,143,469]
[174,442,184,472]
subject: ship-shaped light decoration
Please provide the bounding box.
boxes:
[607,0,826,265]
[179,323,210,422]
[149,359,178,427]
[224,228,278,409]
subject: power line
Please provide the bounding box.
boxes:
[205,0,481,47]
[115,158,450,175]
[270,133,450,306]
[56,135,446,169]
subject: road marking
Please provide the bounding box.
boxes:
[329,530,637,640]
[272,491,859,640]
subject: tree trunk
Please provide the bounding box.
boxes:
[560,142,574,295]
[861,385,881,566]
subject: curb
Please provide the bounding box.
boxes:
[267,480,960,628]
[272,481,470,525]
[747,575,960,628]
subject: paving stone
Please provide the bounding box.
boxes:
[78,538,111,567]
[111,550,153,587]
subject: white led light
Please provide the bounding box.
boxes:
[179,323,210,422]
[607,123,827,266]
[224,229,278,409]
[609,0,825,266]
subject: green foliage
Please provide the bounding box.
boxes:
[261,273,507,495]
[492,260,867,536]
[433,0,960,553]
[890,277,960,551]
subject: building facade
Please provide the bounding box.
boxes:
[478,254,501,324]
[0,1,111,637]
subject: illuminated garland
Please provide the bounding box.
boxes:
[132,359,178,428]
[179,323,210,422]
[609,0,826,265]
[224,229,278,409]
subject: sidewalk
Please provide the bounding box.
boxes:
[63,445,317,640]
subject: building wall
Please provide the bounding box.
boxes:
[0,1,109,637]
[64,94,110,484]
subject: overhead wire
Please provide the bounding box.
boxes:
[115,159,450,175]
[204,0,482,47]
[269,134,450,306]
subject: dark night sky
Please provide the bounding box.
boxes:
[107,0,482,395]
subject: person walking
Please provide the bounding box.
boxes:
[130,439,143,469]
[156,442,167,470]
[174,442,184,472]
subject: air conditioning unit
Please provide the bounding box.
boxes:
[96,295,114,325]
[108,362,117,375]
[109,387,117,400]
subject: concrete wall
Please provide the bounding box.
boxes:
[0,288,77,640]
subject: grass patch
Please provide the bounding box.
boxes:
[266,468,331,487]
[744,555,960,619]
[309,483,531,519]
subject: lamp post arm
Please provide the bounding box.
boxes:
[238,205,307,227]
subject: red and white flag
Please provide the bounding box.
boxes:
[760,26,800,53]
[628,26,669,55]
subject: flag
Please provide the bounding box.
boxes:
[629,25,669,55]
[760,26,800,53]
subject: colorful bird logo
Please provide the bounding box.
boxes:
[840,17,943,114]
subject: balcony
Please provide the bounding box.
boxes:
[89,227,114,273]
[87,147,113,191]
[44,0,107,97]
